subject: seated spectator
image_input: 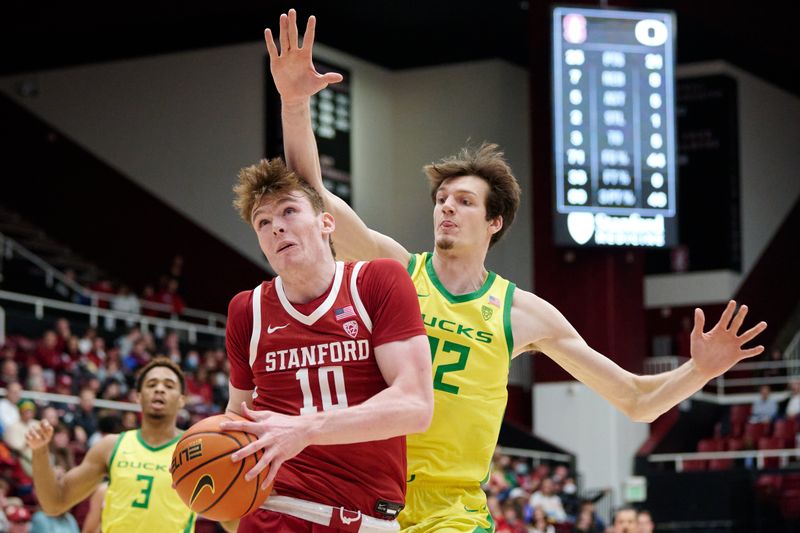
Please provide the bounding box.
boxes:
[573,508,595,533]
[72,389,99,440]
[495,501,527,533]
[89,279,114,309]
[612,506,638,533]
[30,508,79,533]
[636,509,654,533]
[140,284,160,317]
[53,318,72,354]
[578,499,606,533]
[0,382,22,430]
[530,506,555,533]
[156,278,185,316]
[35,331,65,372]
[785,380,800,420]
[111,285,141,328]
[5,503,32,533]
[529,478,567,523]
[0,360,19,388]
[3,400,38,475]
[49,423,76,472]
[750,385,778,423]
[122,339,150,373]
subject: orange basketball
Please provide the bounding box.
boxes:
[170,413,272,521]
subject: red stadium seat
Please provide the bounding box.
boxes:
[758,437,785,468]
[784,473,800,492]
[709,458,733,470]
[774,418,797,442]
[731,404,752,424]
[756,474,783,500]
[780,489,800,520]
[745,422,770,445]
[682,458,707,471]
[697,438,725,452]
[727,437,745,451]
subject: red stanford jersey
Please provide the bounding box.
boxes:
[226,259,425,519]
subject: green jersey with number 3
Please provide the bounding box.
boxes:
[103,429,195,532]
[406,252,515,485]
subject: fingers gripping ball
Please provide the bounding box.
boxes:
[170,413,272,521]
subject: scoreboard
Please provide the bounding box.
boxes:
[552,7,677,248]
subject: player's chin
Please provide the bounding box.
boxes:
[435,237,455,251]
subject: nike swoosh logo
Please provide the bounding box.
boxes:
[464,505,482,513]
[267,324,289,334]
[406,474,416,483]
[190,475,215,505]
[416,294,430,298]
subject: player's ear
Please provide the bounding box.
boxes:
[488,215,503,236]
[321,212,335,236]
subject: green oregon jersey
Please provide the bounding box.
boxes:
[103,430,195,533]
[406,252,515,485]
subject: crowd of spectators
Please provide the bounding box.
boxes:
[484,451,654,533]
[54,255,188,319]
[0,314,228,531]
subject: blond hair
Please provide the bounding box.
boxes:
[233,158,325,222]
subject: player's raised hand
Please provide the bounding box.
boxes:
[25,419,54,451]
[221,402,313,490]
[690,300,767,379]
[265,9,343,106]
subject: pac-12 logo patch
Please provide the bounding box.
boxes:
[481,305,493,321]
[343,320,359,338]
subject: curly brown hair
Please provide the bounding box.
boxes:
[135,357,185,394]
[424,143,521,247]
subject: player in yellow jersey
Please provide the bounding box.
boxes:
[25,357,197,532]
[267,10,768,531]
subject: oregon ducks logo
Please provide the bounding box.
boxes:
[190,475,215,505]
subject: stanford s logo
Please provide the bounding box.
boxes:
[343,320,359,338]
[190,475,215,505]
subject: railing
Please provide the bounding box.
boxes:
[649,448,800,472]
[0,386,140,412]
[646,355,800,400]
[497,446,573,466]
[0,289,225,343]
[0,232,227,328]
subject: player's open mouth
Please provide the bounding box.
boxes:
[152,398,165,407]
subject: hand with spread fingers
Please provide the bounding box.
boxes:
[265,9,343,106]
[25,419,54,451]
[220,402,312,490]
[690,300,767,379]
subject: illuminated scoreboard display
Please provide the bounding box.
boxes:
[552,7,677,248]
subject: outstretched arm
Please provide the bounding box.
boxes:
[513,295,767,422]
[26,422,112,516]
[265,10,410,263]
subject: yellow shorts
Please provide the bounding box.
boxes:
[398,482,494,533]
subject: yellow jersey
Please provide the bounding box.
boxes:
[406,252,515,485]
[103,430,195,532]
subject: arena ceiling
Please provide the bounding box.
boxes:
[2,0,798,98]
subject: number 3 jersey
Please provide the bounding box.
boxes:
[226,259,426,518]
[405,252,516,486]
[103,430,196,532]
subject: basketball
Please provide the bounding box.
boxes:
[170,413,272,521]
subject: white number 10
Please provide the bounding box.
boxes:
[295,366,349,414]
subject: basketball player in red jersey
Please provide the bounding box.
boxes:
[219,158,433,532]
